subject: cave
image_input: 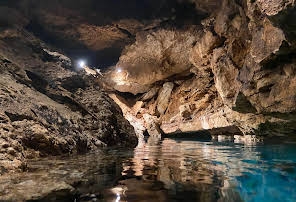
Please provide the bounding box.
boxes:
[0,0,296,201]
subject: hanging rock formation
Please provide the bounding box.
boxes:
[107,0,296,139]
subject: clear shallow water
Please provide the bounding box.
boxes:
[1,138,296,202]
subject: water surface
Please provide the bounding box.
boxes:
[1,138,296,202]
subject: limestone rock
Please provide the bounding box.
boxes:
[156,82,174,115]
[141,87,160,101]
[190,30,221,70]
[110,0,296,139]
[250,19,286,64]
[211,48,241,107]
[0,28,137,173]
[244,65,296,113]
[256,0,295,16]
[109,94,146,140]
[43,48,72,68]
[143,114,162,138]
[111,29,200,94]
[109,94,163,140]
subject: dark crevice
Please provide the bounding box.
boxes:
[270,6,296,44]
[261,111,296,120]
[115,92,140,107]
[164,126,243,139]
[163,130,212,140]
[257,120,296,137]
[4,111,34,122]
[25,21,85,50]
[25,70,48,94]
[233,92,257,113]
[258,84,274,94]
[261,43,296,70]
[115,25,135,38]
[60,75,88,93]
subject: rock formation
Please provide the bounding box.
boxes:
[0,25,137,173]
[106,0,296,140]
[0,0,296,173]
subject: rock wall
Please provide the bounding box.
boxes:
[108,0,296,139]
[0,26,137,173]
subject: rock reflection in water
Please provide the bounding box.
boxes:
[0,150,132,202]
[1,138,295,201]
[116,138,241,202]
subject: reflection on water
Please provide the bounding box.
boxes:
[0,137,296,202]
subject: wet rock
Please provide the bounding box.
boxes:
[5,180,75,201]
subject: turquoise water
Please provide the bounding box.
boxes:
[1,138,296,201]
[233,143,296,202]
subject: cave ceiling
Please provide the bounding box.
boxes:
[2,0,218,67]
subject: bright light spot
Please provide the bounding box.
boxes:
[115,193,120,202]
[78,60,86,68]
[117,68,122,73]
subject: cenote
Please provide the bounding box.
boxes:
[1,137,296,202]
